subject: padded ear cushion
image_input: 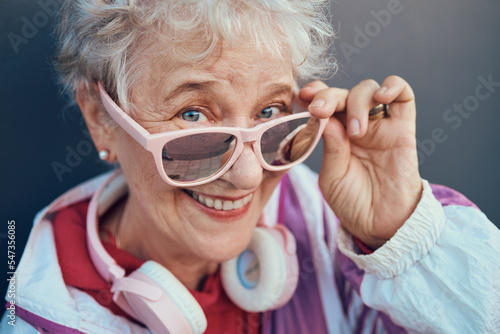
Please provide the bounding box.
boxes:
[123,261,207,334]
[220,227,298,312]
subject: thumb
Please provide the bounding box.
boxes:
[319,117,351,187]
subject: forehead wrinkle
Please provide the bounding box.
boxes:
[202,45,287,89]
[136,43,294,112]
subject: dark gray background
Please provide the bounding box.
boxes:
[1,0,499,300]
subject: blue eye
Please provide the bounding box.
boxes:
[257,106,280,119]
[181,110,208,122]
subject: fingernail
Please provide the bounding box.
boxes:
[378,86,388,95]
[348,118,360,136]
[310,98,325,108]
[302,86,313,90]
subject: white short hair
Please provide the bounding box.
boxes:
[55,0,335,113]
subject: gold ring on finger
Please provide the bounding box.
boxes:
[368,103,390,121]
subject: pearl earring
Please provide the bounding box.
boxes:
[99,150,110,160]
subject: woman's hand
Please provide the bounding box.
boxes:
[298,76,422,249]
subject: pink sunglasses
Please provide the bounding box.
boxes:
[98,82,328,187]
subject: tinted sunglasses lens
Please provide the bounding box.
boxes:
[261,116,320,166]
[162,133,237,182]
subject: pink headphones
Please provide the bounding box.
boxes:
[86,170,299,334]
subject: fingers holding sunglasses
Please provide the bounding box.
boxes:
[345,76,417,139]
[298,81,349,119]
[374,75,416,121]
[345,79,381,138]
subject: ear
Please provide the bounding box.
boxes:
[76,83,118,162]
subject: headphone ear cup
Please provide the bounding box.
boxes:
[220,226,299,312]
[119,261,207,334]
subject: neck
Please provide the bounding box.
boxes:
[111,195,218,291]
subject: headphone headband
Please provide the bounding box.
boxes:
[86,170,128,282]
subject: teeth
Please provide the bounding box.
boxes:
[223,201,234,211]
[243,195,250,205]
[205,197,214,208]
[187,191,253,211]
[198,195,205,205]
[233,199,243,209]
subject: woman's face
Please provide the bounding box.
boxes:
[112,44,295,264]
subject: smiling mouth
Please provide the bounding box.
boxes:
[184,190,253,211]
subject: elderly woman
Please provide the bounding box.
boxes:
[3,0,499,333]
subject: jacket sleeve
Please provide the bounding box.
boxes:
[337,180,500,333]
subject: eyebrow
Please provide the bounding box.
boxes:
[162,80,220,103]
[162,80,294,103]
[264,83,294,99]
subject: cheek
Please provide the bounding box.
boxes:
[114,131,175,207]
[118,139,154,184]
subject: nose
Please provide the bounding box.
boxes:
[219,143,263,190]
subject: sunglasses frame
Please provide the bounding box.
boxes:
[98,82,328,187]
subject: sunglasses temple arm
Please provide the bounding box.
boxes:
[97,82,150,149]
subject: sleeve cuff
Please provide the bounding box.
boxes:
[337,179,447,279]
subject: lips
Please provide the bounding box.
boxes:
[184,190,253,211]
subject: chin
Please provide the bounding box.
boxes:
[195,228,254,263]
